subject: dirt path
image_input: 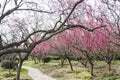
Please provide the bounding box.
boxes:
[22,66,56,80]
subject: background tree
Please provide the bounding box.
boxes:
[50,31,75,71]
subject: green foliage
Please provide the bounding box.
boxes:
[68,56,77,61]
[115,52,120,60]
[47,55,60,60]
[41,56,51,63]
[1,60,17,69]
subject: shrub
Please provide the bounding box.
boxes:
[115,53,120,60]
[41,56,51,63]
[1,60,17,69]
[48,56,60,60]
[68,56,77,61]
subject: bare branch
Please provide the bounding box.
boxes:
[57,0,84,30]
[0,6,19,22]
[17,9,55,14]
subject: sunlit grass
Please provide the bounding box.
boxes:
[0,66,32,80]
[73,71,91,80]
[23,59,120,80]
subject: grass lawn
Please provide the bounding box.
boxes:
[23,59,120,80]
[0,67,32,80]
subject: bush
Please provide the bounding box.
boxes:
[68,56,77,61]
[41,56,51,63]
[1,60,17,69]
[48,56,60,60]
[115,53,120,60]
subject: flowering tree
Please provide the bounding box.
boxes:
[0,0,106,57]
[71,25,114,76]
[96,29,117,71]
[0,0,114,79]
[50,31,75,71]
[92,0,120,48]
[72,28,98,76]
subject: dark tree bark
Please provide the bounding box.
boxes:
[90,62,94,76]
[16,60,23,80]
[0,35,3,49]
[108,63,111,71]
[61,57,65,67]
[66,56,74,71]
[73,46,95,76]
[16,49,30,80]
[81,60,88,68]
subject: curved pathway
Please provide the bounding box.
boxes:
[22,66,56,80]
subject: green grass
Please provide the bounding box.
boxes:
[102,75,120,80]
[73,71,91,80]
[23,59,120,80]
[0,67,32,80]
[114,60,120,65]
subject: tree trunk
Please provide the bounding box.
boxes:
[66,56,73,71]
[90,63,94,76]
[16,50,30,80]
[108,63,111,71]
[0,35,3,50]
[61,58,65,67]
[38,58,41,63]
[8,60,11,74]
[16,60,23,80]
[34,57,37,64]
[31,56,34,61]
[84,60,87,68]
[81,60,87,68]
